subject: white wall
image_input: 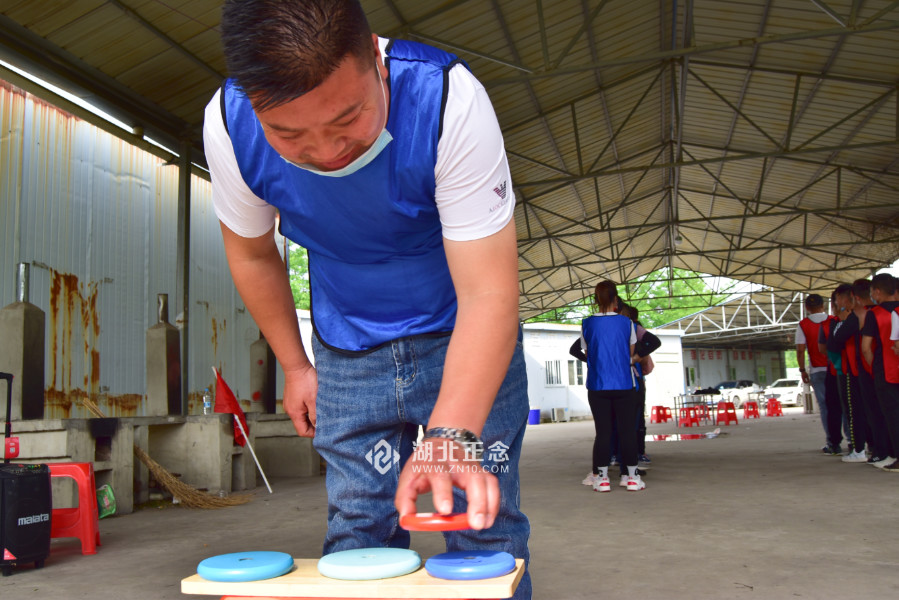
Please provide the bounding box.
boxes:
[522,322,685,418]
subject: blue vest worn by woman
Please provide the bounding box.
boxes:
[221,40,467,352]
[581,315,636,391]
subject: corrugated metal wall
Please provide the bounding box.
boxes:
[0,78,265,418]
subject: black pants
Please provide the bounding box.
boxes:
[636,380,647,455]
[589,389,639,474]
[873,377,899,458]
[837,373,867,453]
[824,372,844,448]
[859,370,889,458]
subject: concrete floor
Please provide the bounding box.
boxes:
[3,407,898,599]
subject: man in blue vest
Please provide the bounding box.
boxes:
[204,1,530,596]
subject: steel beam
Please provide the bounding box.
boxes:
[485,19,899,86]
[514,139,898,186]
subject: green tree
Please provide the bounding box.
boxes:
[783,350,798,368]
[623,268,731,328]
[526,268,733,327]
[288,242,311,310]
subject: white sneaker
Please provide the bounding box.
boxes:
[626,475,646,491]
[619,474,630,488]
[593,476,611,492]
[872,456,896,469]
[841,450,868,463]
[582,473,598,486]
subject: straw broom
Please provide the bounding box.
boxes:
[80,397,253,509]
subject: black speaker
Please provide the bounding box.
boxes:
[0,463,52,576]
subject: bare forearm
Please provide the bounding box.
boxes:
[427,297,518,436]
[861,337,874,368]
[796,345,806,369]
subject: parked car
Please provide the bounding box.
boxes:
[763,378,803,406]
[715,380,761,407]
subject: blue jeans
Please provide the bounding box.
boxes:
[312,331,532,599]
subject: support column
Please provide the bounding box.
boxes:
[0,263,45,420]
[175,141,192,415]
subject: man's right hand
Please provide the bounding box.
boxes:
[283,365,318,437]
[800,370,809,384]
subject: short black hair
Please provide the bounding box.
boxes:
[805,293,823,308]
[851,278,870,300]
[872,273,898,296]
[221,0,374,111]
[834,283,853,297]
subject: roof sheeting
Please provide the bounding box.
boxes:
[1,0,897,323]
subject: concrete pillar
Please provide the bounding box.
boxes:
[0,263,45,420]
[146,294,182,416]
[249,333,276,413]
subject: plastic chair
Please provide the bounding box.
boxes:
[743,401,760,419]
[693,404,710,423]
[678,407,700,427]
[766,398,784,417]
[716,402,739,425]
[48,462,101,555]
[650,406,668,424]
[662,407,673,422]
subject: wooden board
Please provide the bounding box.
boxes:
[181,558,524,599]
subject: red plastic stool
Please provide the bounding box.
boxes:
[716,402,739,425]
[48,462,101,555]
[650,406,666,424]
[678,407,700,427]
[766,398,784,417]
[662,407,673,422]
[743,401,760,419]
[693,404,710,423]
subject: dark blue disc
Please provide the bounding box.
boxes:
[425,550,516,580]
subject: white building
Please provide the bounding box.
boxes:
[522,322,686,420]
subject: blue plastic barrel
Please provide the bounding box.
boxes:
[527,409,541,425]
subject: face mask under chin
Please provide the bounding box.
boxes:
[281,63,392,178]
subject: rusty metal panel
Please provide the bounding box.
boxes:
[0,78,262,418]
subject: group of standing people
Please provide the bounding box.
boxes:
[795,273,899,472]
[569,280,660,492]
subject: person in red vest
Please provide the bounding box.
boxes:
[851,279,890,464]
[861,273,899,471]
[796,293,840,454]
[825,284,869,463]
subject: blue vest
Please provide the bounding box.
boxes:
[581,315,636,391]
[222,41,468,352]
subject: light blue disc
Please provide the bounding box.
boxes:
[317,548,421,581]
[197,551,293,582]
[425,550,516,580]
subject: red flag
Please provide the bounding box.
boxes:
[213,368,248,447]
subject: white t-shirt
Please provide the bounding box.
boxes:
[891,310,899,340]
[795,312,829,374]
[203,37,514,242]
